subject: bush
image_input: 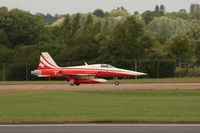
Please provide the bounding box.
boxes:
[140,60,176,78]
[6,63,26,80]
[175,67,200,77]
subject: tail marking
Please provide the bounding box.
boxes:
[37,52,60,70]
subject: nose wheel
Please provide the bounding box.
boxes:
[114,77,119,85]
[115,81,119,85]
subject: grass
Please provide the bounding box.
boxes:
[0,77,200,85]
[0,90,200,123]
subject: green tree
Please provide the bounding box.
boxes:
[188,20,200,40]
[160,5,165,15]
[190,4,200,19]
[71,13,81,37]
[149,16,189,40]
[195,40,200,65]
[61,15,72,44]
[0,29,10,46]
[190,4,196,14]
[0,46,13,63]
[110,8,129,17]
[0,9,47,47]
[109,15,147,66]
[166,9,189,20]
[93,9,104,18]
[142,10,160,25]
[167,34,192,64]
[68,14,101,62]
[155,5,160,12]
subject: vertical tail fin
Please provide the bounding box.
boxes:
[37,52,60,70]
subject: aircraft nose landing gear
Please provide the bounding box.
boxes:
[115,81,119,85]
[114,77,119,85]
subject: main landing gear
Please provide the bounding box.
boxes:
[75,83,80,86]
[69,83,80,86]
[69,78,80,86]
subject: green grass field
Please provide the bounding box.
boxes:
[0,77,200,85]
[0,90,200,123]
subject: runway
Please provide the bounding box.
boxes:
[0,124,200,133]
[0,83,200,91]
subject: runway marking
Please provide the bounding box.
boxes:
[32,86,44,90]
[0,124,200,127]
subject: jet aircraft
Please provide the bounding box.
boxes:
[31,52,146,86]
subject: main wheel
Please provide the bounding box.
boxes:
[69,79,75,86]
[115,81,119,85]
[75,83,80,86]
[70,83,74,86]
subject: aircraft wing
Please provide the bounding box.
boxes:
[52,69,98,77]
[63,73,97,78]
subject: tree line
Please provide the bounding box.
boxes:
[0,4,200,80]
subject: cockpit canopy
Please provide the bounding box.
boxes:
[100,64,115,68]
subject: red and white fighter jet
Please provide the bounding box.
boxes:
[31,52,146,86]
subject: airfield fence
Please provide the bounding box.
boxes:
[0,61,200,81]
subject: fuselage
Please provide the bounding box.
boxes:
[32,64,146,78]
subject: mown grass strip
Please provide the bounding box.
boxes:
[0,90,200,123]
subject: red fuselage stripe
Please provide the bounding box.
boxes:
[41,67,133,77]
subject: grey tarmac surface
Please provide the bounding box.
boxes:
[0,83,200,91]
[0,124,200,133]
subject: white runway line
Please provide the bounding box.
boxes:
[0,124,200,127]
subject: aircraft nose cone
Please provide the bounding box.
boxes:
[127,70,147,76]
[115,68,147,76]
[134,71,147,76]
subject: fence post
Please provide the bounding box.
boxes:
[135,60,137,79]
[156,61,159,78]
[26,63,28,81]
[179,61,182,78]
[2,63,5,81]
